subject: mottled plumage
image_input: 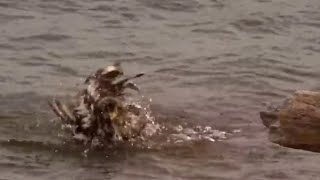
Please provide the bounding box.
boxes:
[48,63,145,145]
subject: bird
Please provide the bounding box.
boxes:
[48,62,145,146]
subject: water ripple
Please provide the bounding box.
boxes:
[0,13,34,22]
[231,16,291,35]
[10,34,72,42]
[1,0,320,179]
[139,0,202,12]
[75,51,135,59]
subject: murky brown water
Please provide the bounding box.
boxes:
[1,0,320,179]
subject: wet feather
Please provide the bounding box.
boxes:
[48,62,145,145]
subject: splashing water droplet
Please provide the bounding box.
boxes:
[82,148,89,158]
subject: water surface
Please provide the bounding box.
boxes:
[1,0,320,179]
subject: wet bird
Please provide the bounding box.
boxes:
[84,62,144,102]
[48,62,145,145]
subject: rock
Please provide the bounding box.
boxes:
[260,90,320,152]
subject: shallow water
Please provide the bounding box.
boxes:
[1,0,320,179]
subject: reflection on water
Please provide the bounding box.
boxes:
[1,0,320,179]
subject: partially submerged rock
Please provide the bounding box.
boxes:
[260,90,320,152]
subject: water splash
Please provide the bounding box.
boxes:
[168,125,229,144]
[51,91,235,155]
[122,95,161,139]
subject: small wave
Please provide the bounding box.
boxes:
[29,56,51,62]
[192,28,235,35]
[17,61,78,77]
[0,2,11,8]
[75,51,135,59]
[166,21,214,28]
[10,34,71,42]
[46,64,79,77]
[0,13,34,21]
[139,0,202,12]
[0,75,12,83]
[89,5,115,12]
[0,139,95,158]
[155,67,213,77]
[231,16,290,35]
[0,44,17,50]
[303,46,320,53]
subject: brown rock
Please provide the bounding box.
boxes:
[260,90,320,152]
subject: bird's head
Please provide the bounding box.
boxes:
[100,62,124,80]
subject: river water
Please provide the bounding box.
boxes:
[1,0,320,179]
